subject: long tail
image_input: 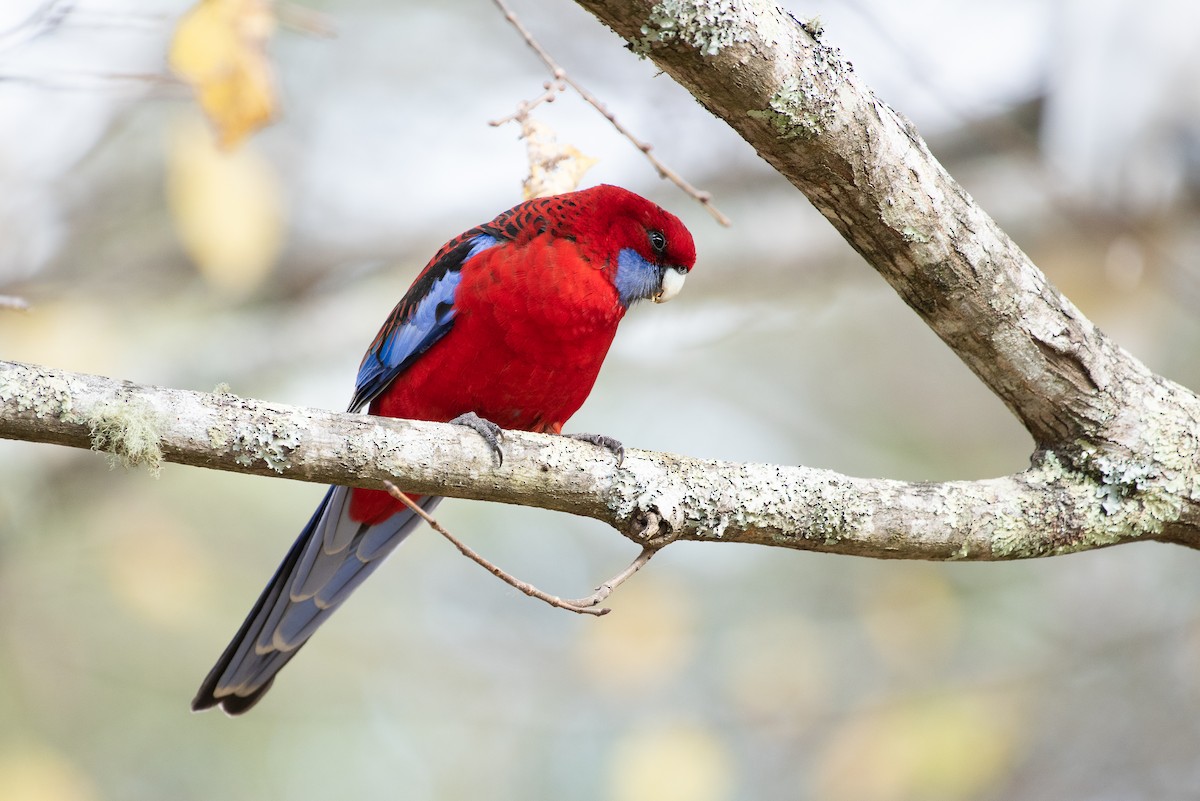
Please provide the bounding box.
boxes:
[192,486,441,715]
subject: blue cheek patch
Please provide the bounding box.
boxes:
[615,248,660,307]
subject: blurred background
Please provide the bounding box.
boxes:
[3,0,1200,798]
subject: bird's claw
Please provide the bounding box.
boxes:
[565,432,625,466]
[451,412,505,466]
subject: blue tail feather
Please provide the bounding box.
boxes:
[191,487,440,714]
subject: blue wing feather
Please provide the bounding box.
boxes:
[347,233,500,412]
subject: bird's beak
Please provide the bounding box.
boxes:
[654,266,687,303]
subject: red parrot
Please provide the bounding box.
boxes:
[192,184,696,714]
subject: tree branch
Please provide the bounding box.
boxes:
[5,3,1200,562]
[571,1,1192,444]
[3,359,1198,558]
[559,0,1200,545]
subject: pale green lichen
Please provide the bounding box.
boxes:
[799,480,850,544]
[88,398,164,476]
[1089,451,1154,515]
[206,393,307,474]
[746,30,849,140]
[229,422,302,472]
[635,0,750,56]
[228,418,304,474]
[747,61,844,140]
[987,453,1077,558]
[207,426,229,449]
[1075,444,1184,537]
[989,514,1045,559]
[339,423,390,475]
[0,370,78,422]
[747,77,821,139]
[991,448,1185,559]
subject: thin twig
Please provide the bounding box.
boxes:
[491,0,565,82]
[562,79,731,225]
[560,546,656,608]
[384,481,610,616]
[488,79,565,127]
[490,0,732,227]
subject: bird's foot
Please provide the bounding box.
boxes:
[564,432,625,466]
[451,412,505,466]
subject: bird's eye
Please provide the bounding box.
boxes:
[648,229,667,255]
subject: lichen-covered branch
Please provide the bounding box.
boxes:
[5,4,1200,563]
[570,0,1167,457]
[4,359,1199,558]
[554,0,1200,550]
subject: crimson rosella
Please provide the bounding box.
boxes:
[192,184,697,714]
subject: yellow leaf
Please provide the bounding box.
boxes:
[169,0,277,148]
[166,114,285,294]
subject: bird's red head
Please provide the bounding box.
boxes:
[549,184,697,307]
[570,184,696,270]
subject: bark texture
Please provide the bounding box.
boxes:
[566,0,1200,549]
[574,0,1161,445]
[4,1,1200,557]
[2,359,1198,557]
